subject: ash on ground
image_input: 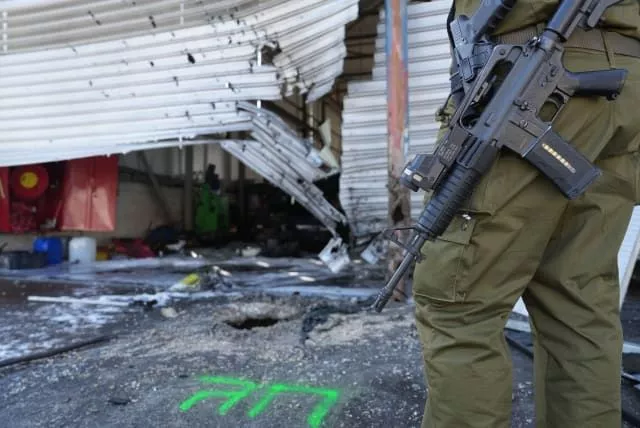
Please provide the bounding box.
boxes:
[0,256,638,428]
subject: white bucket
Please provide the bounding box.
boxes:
[68,237,97,264]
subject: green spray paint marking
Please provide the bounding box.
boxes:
[179,376,258,415]
[247,383,339,428]
[179,375,341,428]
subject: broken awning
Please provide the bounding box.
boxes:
[0,0,359,148]
[0,0,357,236]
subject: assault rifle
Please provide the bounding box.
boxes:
[372,0,627,312]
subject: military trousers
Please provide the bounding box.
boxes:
[413,37,640,428]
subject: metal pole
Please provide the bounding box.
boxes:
[385,0,411,301]
[238,162,246,236]
[137,151,175,226]
[183,146,194,231]
[222,145,233,191]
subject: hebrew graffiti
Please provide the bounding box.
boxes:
[179,376,258,415]
[179,375,341,428]
[247,383,340,428]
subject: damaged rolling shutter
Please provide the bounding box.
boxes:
[340,1,453,240]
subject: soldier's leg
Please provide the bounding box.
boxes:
[413,151,569,428]
[521,46,640,428]
[412,47,626,428]
[522,152,638,428]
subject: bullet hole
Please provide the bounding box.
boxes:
[260,45,280,66]
[89,80,93,87]
[186,53,195,64]
[210,103,216,110]
[88,11,101,25]
[226,82,237,93]
[149,61,155,67]
[149,15,157,28]
[173,76,179,86]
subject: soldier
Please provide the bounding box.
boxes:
[412,1,640,427]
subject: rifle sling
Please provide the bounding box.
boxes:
[494,25,640,58]
[449,26,640,98]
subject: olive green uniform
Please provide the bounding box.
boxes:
[413,1,640,427]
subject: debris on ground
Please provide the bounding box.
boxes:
[0,295,542,428]
[300,301,362,342]
[0,257,637,428]
[169,265,234,292]
[239,246,262,257]
[160,307,179,319]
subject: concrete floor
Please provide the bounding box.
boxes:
[0,255,638,428]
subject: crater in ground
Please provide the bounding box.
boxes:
[215,301,301,330]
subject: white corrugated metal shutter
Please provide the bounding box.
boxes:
[340,0,452,239]
[0,0,359,161]
[339,0,640,304]
[0,0,357,236]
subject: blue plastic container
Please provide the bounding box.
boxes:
[33,237,64,265]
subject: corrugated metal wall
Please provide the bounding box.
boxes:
[0,0,358,163]
[340,0,451,238]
